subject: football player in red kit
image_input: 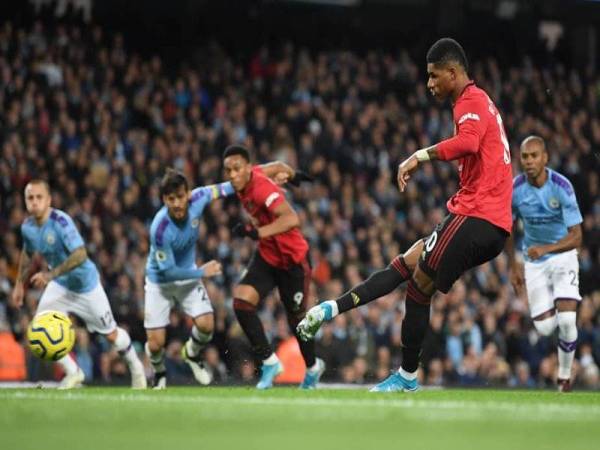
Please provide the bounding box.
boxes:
[298,37,513,392]
[223,145,324,389]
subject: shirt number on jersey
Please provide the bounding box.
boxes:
[496,113,511,164]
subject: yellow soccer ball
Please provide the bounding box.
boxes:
[27,311,76,361]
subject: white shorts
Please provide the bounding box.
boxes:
[37,280,117,334]
[144,278,213,329]
[524,249,582,318]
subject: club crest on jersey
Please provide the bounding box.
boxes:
[191,219,199,228]
[549,197,560,209]
[45,232,56,245]
[156,250,167,262]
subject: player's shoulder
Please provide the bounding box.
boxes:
[513,173,527,190]
[548,169,575,195]
[48,209,73,228]
[21,216,36,234]
[250,166,279,194]
[150,208,172,245]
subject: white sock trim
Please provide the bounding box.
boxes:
[113,327,132,352]
[57,353,79,376]
[263,353,279,365]
[398,367,417,380]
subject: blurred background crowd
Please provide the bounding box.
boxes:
[1,1,600,388]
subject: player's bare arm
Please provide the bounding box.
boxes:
[199,260,223,278]
[30,246,88,289]
[10,249,32,307]
[397,146,441,192]
[504,223,525,295]
[259,161,295,185]
[527,224,582,261]
[257,201,300,238]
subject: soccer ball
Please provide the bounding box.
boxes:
[27,311,76,361]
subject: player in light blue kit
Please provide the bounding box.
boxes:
[10,180,146,389]
[145,164,294,389]
[506,136,583,392]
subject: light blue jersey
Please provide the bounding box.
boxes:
[146,182,235,283]
[21,209,99,293]
[512,168,583,263]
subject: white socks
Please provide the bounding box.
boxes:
[263,353,279,365]
[57,353,79,376]
[186,327,213,358]
[557,311,578,380]
[145,342,166,374]
[398,367,417,380]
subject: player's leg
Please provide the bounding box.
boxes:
[372,215,507,392]
[145,328,167,389]
[232,252,281,389]
[144,278,173,389]
[552,250,581,392]
[297,239,423,341]
[36,281,84,389]
[80,283,146,389]
[276,257,325,389]
[524,260,558,337]
[180,281,214,385]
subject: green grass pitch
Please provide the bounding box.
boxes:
[2,387,600,450]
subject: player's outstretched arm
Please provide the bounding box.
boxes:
[259,161,314,186]
[397,146,440,192]
[10,249,31,308]
[30,246,88,289]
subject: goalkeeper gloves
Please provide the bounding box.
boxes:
[232,222,259,240]
[287,170,314,187]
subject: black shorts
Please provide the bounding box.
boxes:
[419,214,508,294]
[239,251,312,319]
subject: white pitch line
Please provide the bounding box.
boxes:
[1,391,600,422]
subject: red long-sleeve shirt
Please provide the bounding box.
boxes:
[436,82,513,233]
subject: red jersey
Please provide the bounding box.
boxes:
[237,166,309,268]
[436,82,513,233]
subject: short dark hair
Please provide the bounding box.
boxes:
[26,179,51,194]
[160,168,188,197]
[426,38,469,72]
[223,145,251,162]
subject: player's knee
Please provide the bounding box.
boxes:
[411,270,435,296]
[557,311,577,342]
[146,334,165,353]
[533,315,557,336]
[233,298,257,314]
[193,314,214,335]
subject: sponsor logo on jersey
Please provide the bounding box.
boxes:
[458,112,480,124]
[351,292,360,306]
[265,192,280,208]
[46,232,56,245]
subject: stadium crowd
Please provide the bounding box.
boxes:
[1,19,600,388]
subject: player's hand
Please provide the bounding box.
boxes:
[232,222,259,240]
[397,155,419,192]
[288,170,314,187]
[527,245,547,261]
[200,260,222,278]
[273,172,291,186]
[509,263,525,296]
[9,282,25,308]
[30,271,52,289]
